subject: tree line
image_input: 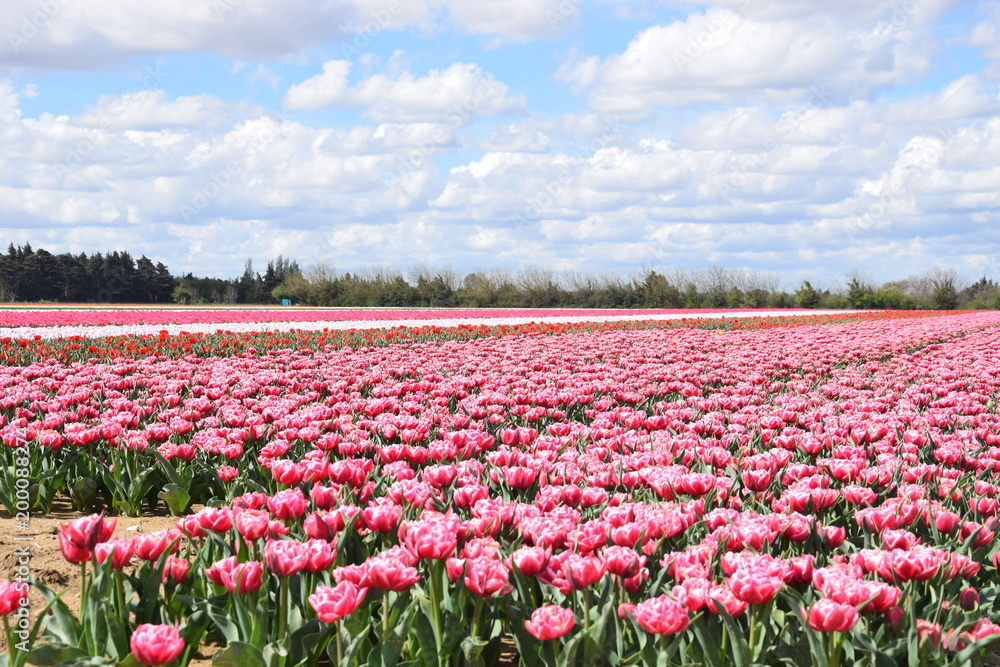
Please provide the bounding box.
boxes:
[1,242,996,311]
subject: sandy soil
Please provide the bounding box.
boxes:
[0,502,516,666]
[0,500,216,664]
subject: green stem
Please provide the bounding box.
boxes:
[114,570,126,629]
[336,623,343,666]
[471,596,485,640]
[78,562,88,628]
[428,561,445,666]
[276,577,289,667]
[582,592,591,633]
[5,616,15,667]
[383,590,390,639]
[828,631,840,667]
[720,616,728,661]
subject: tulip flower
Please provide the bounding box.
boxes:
[162,557,191,584]
[806,599,859,633]
[464,557,512,597]
[309,581,368,623]
[364,555,421,591]
[629,595,690,635]
[129,624,185,666]
[0,580,28,616]
[94,537,134,569]
[525,605,575,641]
[264,540,309,577]
[134,530,182,562]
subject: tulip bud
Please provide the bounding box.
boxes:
[958,587,980,611]
[884,606,904,632]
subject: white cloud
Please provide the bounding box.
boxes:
[282,61,353,111]
[0,0,584,70]
[75,89,237,130]
[965,2,1000,61]
[283,61,524,124]
[558,8,935,117]
[0,65,998,283]
[439,0,582,43]
[248,64,280,89]
[481,123,551,153]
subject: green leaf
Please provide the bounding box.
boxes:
[150,451,184,487]
[371,607,412,667]
[205,602,242,645]
[410,606,438,666]
[158,483,191,516]
[688,618,724,667]
[69,477,98,513]
[262,640,288,667]
[115,655,142,667]
[558,631,585,667]
[212,642,267,667]
[334,623,371,667]
[24,643,89,666]
[716,609,749,667]
[460,636,488,667]
[288,619,329,664]
[28,579,80,647]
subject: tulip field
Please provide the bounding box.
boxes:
[4,308,1000,666]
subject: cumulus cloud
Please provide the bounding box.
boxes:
[0,32,998,285]
[557,7,935,117]
[0,0,582,70]
[283,61,524,124]
[439,0,582,44]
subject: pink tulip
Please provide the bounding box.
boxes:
[130,624,185,666]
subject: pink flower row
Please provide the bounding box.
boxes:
[0,307,749,328]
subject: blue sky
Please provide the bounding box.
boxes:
[0,0,998,289]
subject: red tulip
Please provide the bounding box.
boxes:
[0,580,29,616]
[361,504,402,533]
[958,587,980,611]
[234,509,271,542]
[916,619,942,648]
[401,521,458,560]
[309,581,368,623]
[562,553,606,589]
[364,555,420,591]
[216,465,239,482]
[525,605,575,640]
[510,546,549,576]
[134,530,182,562]
[95,537,134,569]
[728,568,784,605]
[741,469,772,492]
[58,531,93,564]
[884,606,904,632]
[271,459,304,486]
[303,539,337,573]
[464,557,512,597]
[267,487,308,520]
[303,511,340,542]
[194,507,232,534]
[205,557,264,594]
[60,514,116,555]
[162,557,191,584]
[706,585,748,617]
[130,624,185,666]
[264,540,309,577]
[806,599,858,632]
[630,595,690,635]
